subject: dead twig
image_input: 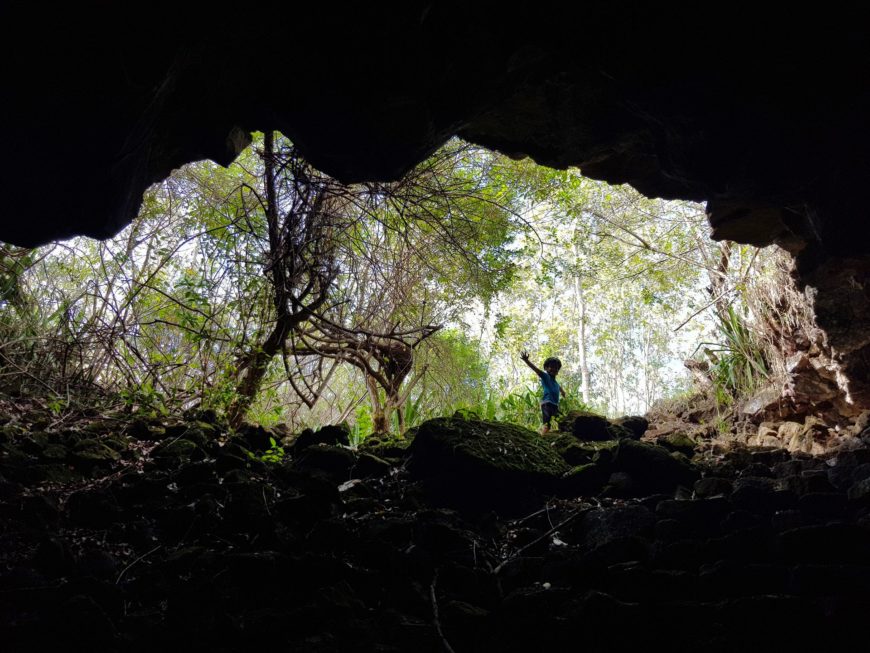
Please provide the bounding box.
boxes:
[493,506,589,574]
[115,545,162,585]
[430,568,457,653]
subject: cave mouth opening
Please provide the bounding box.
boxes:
[4,5,870,428]
[0,132,858,457]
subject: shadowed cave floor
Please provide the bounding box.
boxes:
[2,406,870,652]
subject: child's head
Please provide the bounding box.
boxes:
[543,356,562,376]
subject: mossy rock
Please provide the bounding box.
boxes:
[0,442,37,465]
[71,439,122,465]
[152,438,202,464]
[353,452,392,478]
[549,433,595,465]
[237,423,276,452]
[558,411,611,440]
[183,407,220,425]
[292,424,351,451]
[0,424,25,443]
[359,433,412,460]
[129,418,166,441]
[558,411,640,441]
[58,429,86,447]
[179,427,213,448]
[656,432,698,457]
[82,420,115,435]
[41,443,70,460]
[409,417,569,512]
[412,417,570,478]
[610,439,699,495]
[21,432,52,455]
[605,423,635,440]
[548,433,619,466]
[560,463,608,496]
[293,444,356,482]
[101,436,131,453]
[611,415,649,439]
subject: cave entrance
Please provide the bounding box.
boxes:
[1,133,857,455]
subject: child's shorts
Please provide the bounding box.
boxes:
[541,401,558,425]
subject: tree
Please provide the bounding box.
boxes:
[226,132,340,425]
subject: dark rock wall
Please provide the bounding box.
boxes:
[3,3,870,402]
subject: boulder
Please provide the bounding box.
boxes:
[66,489,121,528]
[777,421,804,443]
[611,416,649,439]
[575,505,656,549]
[352,452,392,479]
[292,424,351,451]
[128,418,165,441]
[655,432,697,457]
[237,423,276,452]
[609,439,699,496]
[293,444,356,482]
[359,433,411,460]
[740,385,784,423]
[558,411,610,440]
[560,463,608,496]
[152,438,202,465]
[409,417,569,511]
[70,439,121,468]
[693,476,733,498]
[548,434,617,466]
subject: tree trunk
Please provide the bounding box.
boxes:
[228,130,290,427]
[228,314,292,427]
[573,270,591,405]
[572,232,591,405]
[367,375,389,433]
[390,389,405,434]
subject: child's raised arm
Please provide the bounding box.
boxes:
[520,350,544,376]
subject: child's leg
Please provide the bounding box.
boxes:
[540,402,557,434]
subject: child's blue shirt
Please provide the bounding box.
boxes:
[538,371,560,405]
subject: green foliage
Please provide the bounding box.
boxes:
[393,394,425,433]
[119,384,169,418]
[448,385,591,431]
[494,386,591,430]
[246,436,285,464]
[350,405,374,448]
[496,387,542,429]
[700,304,769,405]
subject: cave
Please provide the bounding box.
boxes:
[3,4,870,650]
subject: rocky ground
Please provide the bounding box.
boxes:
[2,404,870,652]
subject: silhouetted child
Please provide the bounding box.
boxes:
[520,351,566,434]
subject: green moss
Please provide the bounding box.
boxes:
[657,433,697,456]
[549,433,619,462]
[42,444,69,460]
[360,433,412,460]
[153,438,199,459]
[72,439,122,462]
[412,417,570,478]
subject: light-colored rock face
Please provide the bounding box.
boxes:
[778,422,804,442]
